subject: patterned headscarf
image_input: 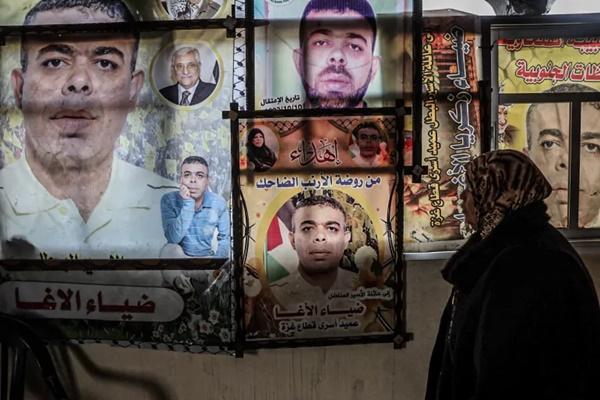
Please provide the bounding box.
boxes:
[464,149,552,238]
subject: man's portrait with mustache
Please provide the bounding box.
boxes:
[293,0,380,109]
[0,0,175,259]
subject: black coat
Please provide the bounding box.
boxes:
[159,81,216,106]
[426,201,600,400]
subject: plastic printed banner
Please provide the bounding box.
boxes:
[240,116,398,341]
[497,101,600,229]
[0,0,233,24]
[254,0,411,110]
[498,37,600,94]
[424,0,600,16]
[403,15,481,251]
[0,23,231,262]
[0,267,235,351]
[498,36,600,229]
[0,1,236,351]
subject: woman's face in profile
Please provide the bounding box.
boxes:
[252,132,265,147]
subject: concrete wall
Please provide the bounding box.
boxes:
[26,246,600,400]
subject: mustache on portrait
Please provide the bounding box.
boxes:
[35,97,132,118]
[317,64,353,79]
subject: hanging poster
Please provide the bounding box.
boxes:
[0,267,235,352]
[498,37,600,94]
[497,36,600,229]
[0,0,236,352]
[254,0,410,110]
[240,116,399,342]
[0,0,233,24]
[497,101,600,229]
[404,14,481,251]
[0,9,231,262]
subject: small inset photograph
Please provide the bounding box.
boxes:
[152,42,221,107]
[242,125,280,173]
[349,120,393,168]
[159,155,230,259]
[161,0,223,20]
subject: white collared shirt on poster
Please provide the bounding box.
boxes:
[0,156,177,259]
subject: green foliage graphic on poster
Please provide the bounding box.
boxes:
[0,16,231,260]
[0,0,237,351]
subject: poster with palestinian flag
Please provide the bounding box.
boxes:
[238,115,399,343]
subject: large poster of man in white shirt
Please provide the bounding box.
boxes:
[0,0,236,351]
[0,0,231,261]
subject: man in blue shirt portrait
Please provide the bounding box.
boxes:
[160,156,230,258]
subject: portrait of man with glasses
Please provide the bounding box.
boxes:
[159,46,217,106]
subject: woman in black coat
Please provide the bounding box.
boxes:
[426,150,600,400]
[246,128,277,172]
